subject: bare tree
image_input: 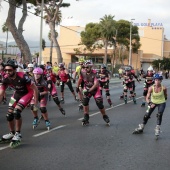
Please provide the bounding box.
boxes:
[6,0,32,61]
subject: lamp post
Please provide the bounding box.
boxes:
[129,19,135,66]
[39,0,44,65]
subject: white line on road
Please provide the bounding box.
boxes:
[0,146,9,151]
[33,125,67,137]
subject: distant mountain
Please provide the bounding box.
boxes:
[0,40,50,53]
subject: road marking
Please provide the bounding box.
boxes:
[78,96,143,120]
[33,125,67,137]
[0,145,9,151]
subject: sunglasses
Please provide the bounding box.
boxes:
[4,69,14,72]
[84,66,90,69]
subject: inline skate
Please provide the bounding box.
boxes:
[141,102,145,107]
[132,124,144,134]
[0,132,14,144]
[45,120,51,131]
[103,115,110,126]
[9,132,22,148]
[59,108,66,116]
[78,101,83,111]
[32,117,40,129]
[60,97,65,104]
[82,114,89,126]
[155,125,161,140]
[107,99,113,107]
[124,96,127,104]
[133,97,137,104]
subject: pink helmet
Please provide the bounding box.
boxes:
[33,67,43,74]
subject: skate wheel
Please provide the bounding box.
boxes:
[9,141,21,148]
[155,135,159,140]
[82,122,89,126]
[33,125,37,130]
[106,123,110,126]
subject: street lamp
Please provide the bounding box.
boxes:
[129,18,135,66]
[39,0,44,65]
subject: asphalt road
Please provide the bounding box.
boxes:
[0,79,170,170]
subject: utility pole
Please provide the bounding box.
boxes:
[129,19,135,66]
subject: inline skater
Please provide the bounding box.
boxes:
[0,63,7,104]
[133,73,167,139]
[27,63,34,80]
[46,66,57,101]
[141,66,155,107]
[122,67,139,104]
[0,60,38,148]
[97,64,113,107]
[57,63,78,103]
[31,67,51,130]
[73,58,85,110]
[76,60,110,126]
[46,66,66,116]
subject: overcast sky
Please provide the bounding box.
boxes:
[0,0,169,44]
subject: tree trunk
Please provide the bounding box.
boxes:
[104,40,108,65]
[6,0,32,62]
[49,22,63,63]
[50,40,53,63]
[5,31,8,54]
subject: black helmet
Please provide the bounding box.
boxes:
[125,67,131,71]
[101,64,106,69]
[39,64,45,70]
[5,60,18,68]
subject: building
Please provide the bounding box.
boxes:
[42,19,169,72]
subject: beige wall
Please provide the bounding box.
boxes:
[139,25,164,57]
[163,40,170,58]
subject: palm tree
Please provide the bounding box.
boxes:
[36,0,70,63]
[2,22,9,54]
[44,7,62,63]
[99,15,116,65]
[48,31,58,63]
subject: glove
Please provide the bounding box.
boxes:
[38,92,44,100]
[148,102,152,106]
[76,87,79,93]
[73,79,76,84]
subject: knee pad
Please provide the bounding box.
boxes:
[143,114,150,121]
[156,113,162,119]
[143,90,148,96]
[13,108,22,120]
[124,89,127,93]
[82,97,89,106]
[96,98,104,109]
[106,91,110,96]
[6,112,14,121]
[53,96,60,105]
[40,107,47,113]
[130,91,133,94]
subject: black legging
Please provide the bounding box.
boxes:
[60,80,74,93]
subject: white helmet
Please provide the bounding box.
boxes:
[147,66,153,71]
[28,63,34,68]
